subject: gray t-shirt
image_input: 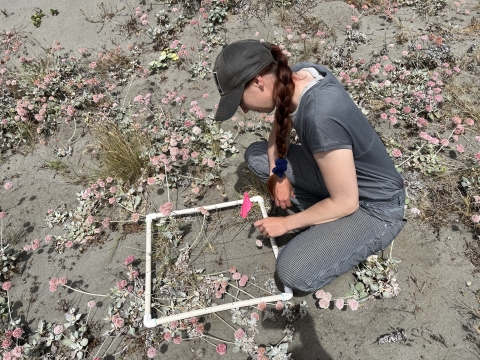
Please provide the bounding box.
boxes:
[291,62,404,201]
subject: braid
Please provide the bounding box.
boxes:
[266,45,295,199]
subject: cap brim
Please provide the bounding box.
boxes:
[214,85,244,121]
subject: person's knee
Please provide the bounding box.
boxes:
[244,142,269,177]
[244,142,266,163]
[276,257,312,293]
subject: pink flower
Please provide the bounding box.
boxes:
[232,272,241,280]
[159,202,173,216]
[109,197,116,204]
[240,192,252,218]
[216,343,227,355]
[348,298,359,310]
[49,277,59,286]
[195,323,204,334]
[2,339,11,349]
[116,279,128,290]
[65,241,74,248]
[456,144,465,153]
[86,215,95,225]
[229,266,236,274]
[23,245,31,251]
[315,290,326,299]
[380,113,387,120]
[124,255,135,266]
[53,324,65,335]
[251,312,260,321]
[411,208,420,215]
[466,118,475,126]
[199,207,210,216]
[102,217,111,228]
[12,328,23,339]
[275,301,284,311]
[239,275,248,287]
[45,235,52,242]
[131,213,140,222]
[170,320,179,329]
[391,149,402,157]
[11,346,22,357]
[173,336,182,345]
[87,300,96,308]
[147,347,156,358]
[58,277,67,285]
[164,332,172,342]
[258,302,267,311]
[113,316,124,328]
[335,298,344,310]
[234,328,245,339]
[0,212,5,219]
[472,215,480,223]
[147,177,156,185]
[319,298,330,309]
[3,182,12,190]
[2,282,12,291]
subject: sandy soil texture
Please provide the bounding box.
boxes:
[1,0,480,359]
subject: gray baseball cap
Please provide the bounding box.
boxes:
[213,40,274,121]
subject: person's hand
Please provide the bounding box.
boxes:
[254,217,289,238]
[273,177,295,209]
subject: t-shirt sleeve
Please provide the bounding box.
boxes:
[302,114,353,154]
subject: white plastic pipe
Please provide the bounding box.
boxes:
[144,196,293,328]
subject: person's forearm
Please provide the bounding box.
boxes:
[284,197,359,231]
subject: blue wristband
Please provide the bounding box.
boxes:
[272,158,288,178]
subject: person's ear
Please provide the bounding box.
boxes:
[254,75,265,90]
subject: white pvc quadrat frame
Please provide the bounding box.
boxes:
[143,195,293,328]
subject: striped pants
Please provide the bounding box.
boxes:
[245,142,406,293]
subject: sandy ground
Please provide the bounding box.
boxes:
[1,0,480,359]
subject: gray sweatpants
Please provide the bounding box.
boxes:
[245,142,406,293]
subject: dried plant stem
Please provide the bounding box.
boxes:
[61,284,109,297]
[398,142,427,167]
[434,128,456,156]
[165,164,171,203]
[102,333,122,359]
[247,282,276,296]
[7,292,14,325]
[200,334,235,346]
[227,282,256,299]
[189,215,206,251]
[0,218,3,250]
[213,313,237,331]
[67,118,77,143]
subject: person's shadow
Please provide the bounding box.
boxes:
[259,304,333,360]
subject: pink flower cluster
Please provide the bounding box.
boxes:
[2,282,12,291]
[230,267,249,287]
[49,276,67,292]
[159,202,174,216]
[315,290,359,310]
[124,255,135,266]
[216,343,227,355]
[111,313,125,328]
[135,7,149,25]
